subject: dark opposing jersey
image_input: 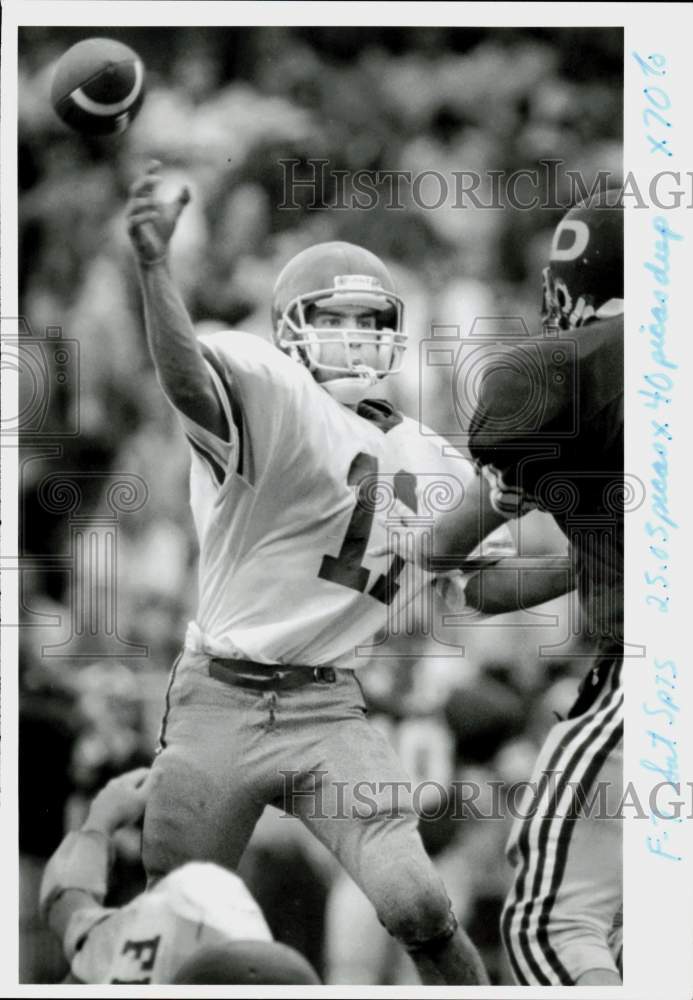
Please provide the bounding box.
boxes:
[469,315,623,644]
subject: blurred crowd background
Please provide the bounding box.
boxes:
[17,25,622,984]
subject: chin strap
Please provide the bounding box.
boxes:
[321,372,381,405]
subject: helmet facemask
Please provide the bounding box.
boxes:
[275,274,407,389]
[541,265,566,334]
[542,263,624,333]
[541,265,601,332]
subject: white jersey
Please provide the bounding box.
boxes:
[179,330,510,669]
[65,862,272,984]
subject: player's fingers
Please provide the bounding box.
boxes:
[129,170,160,198]
[129,178,157,200]
[435,573,468,611]
[128,209,161,233]
[127,195,159,214]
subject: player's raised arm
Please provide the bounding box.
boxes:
[40,768,150,965]
[127,161,228,439]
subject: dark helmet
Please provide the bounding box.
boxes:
[542,188,623,331]
[171,941,321,985]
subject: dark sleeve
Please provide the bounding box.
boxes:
[469,317,623,511]
[468,341,570,511]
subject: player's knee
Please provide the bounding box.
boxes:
[376,873,456,950]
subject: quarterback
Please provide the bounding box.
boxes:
[125,160,491,985]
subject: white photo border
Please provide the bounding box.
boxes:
[2,3,692,998]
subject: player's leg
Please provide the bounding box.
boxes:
[501,680,623,985]
[290,767,487,985]
[142,649,267,880]
[282,671,488,985]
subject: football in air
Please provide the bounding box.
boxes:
[50,37,145,136]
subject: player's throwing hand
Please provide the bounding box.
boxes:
[126,160,191,266]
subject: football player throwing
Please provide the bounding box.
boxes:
[126,160,491,985]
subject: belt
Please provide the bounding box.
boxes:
[209,657,337,691]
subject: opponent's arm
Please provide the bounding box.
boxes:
[371,468,510,572]
[40,769,149,949]
[429,468,509,572]
[127,161,227,439]
[463,554,575,614]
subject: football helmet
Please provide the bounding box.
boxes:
[172,941,321,985]
[271,241,406,403]
[542,188,623,332]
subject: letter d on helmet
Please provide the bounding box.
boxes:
[542,188,624,332]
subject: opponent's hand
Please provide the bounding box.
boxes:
[126,160,191,266]
[82,767,150,836]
